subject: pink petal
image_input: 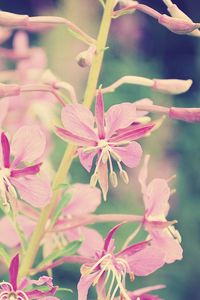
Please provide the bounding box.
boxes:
[95,91,105,139]
[9,254,19,290]
[145,179,170,218]
[128,245,165,276]
[105,102,137,137]
[0,215,35,247]
[117,240,149,258]
[138,155,150,195]
[77,273,98,300]
[113,142,142,168]
[104,223,122,252]
[11,126,46,165]
[1,132,10,168]
[66,227,104,257]
[11,163,42,177]
[56,127,96,147]
[98,161,108,201]
[150,230,183,263]
[78,149,97,172]
[10,175,52,208]
[109,123,154,143]
[61,104,97,141]
[64,183,101,215]
[131,285,166,297]
[13,31,29,57]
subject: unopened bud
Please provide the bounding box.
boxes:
[0,11,29,27]
[110,171,118,187]
[169,107,200,123]
[120,170,129,184]
[90,173,98,187]
[76,45,96,68]
[0,83,20,98]
[158,14,199,34]
[152,79,192,95]
[118,0,138,11]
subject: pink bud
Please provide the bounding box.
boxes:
[0,83,20,98]
[158,14,199,34]
[169,107,200,123]
[152,79,192,95]
[76,45,96,68]
[0,11,29,27]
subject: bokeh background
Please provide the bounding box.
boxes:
[0,0,200,299]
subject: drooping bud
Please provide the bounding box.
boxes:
[0,83,20,98]
[152,79,192,95]
[167,4,200,37]
[76,45,96,68]
[110,171,118,187]
[169,107,200,123]
[158,14,199,34]
[120,170,129,184]
[0,11,29,27]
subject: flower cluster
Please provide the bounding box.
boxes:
[0,1,199,300]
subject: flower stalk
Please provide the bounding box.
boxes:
[19,0,116,279]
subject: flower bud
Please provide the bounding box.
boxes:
[169,107,200,123]
[158,14,199,34]
[0,11,29,27]
[76,45,96,68]
[118,0,138,11]
[0,83,20,98]
[152,79,192,95]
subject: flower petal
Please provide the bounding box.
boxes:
[11,163,42,177]
[104,223,122,252]
[113,142,142,168]
[1,132,10,168]
[145,179,170,218]
[128,245,165,276]
[11,126,46,165]
[56,127,96,147]
[105,102,137,137]
[0,215,35,247]
[138,155,150,195]
[9,254,19,291]
[66,227,104,257]
[150,229,183,263]
[95,91,105,139]
[78,148,97,172]
[61,104,97,141]
[64,183,101,215]
[77,273,98,300]
[10,175,52,207]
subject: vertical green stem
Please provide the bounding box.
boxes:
[19,0,115,278]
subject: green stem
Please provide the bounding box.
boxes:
[19,0,115,278]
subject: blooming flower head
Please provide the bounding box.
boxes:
[0,254,59,299]
[78,224,165,300]
[0,184,103,256]
[139,155,183,263]
[0,125,51,210]
[57,91,154,199]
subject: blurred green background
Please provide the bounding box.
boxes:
[0,0,200,299]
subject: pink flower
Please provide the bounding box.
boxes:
[0,184,103,257]
[139,155,183,263]
[0,254,59,299]
[57,92,154,199]
[77,224,165,300]
[0,125,51,209]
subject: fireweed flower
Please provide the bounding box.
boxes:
[0,184,103,256]
[78,224,165,300]
[139,155,183,263]
[0,254,59,299]
[0,125,51,210]
[57,92,154,199]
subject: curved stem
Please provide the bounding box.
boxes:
[19,0,116,279]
